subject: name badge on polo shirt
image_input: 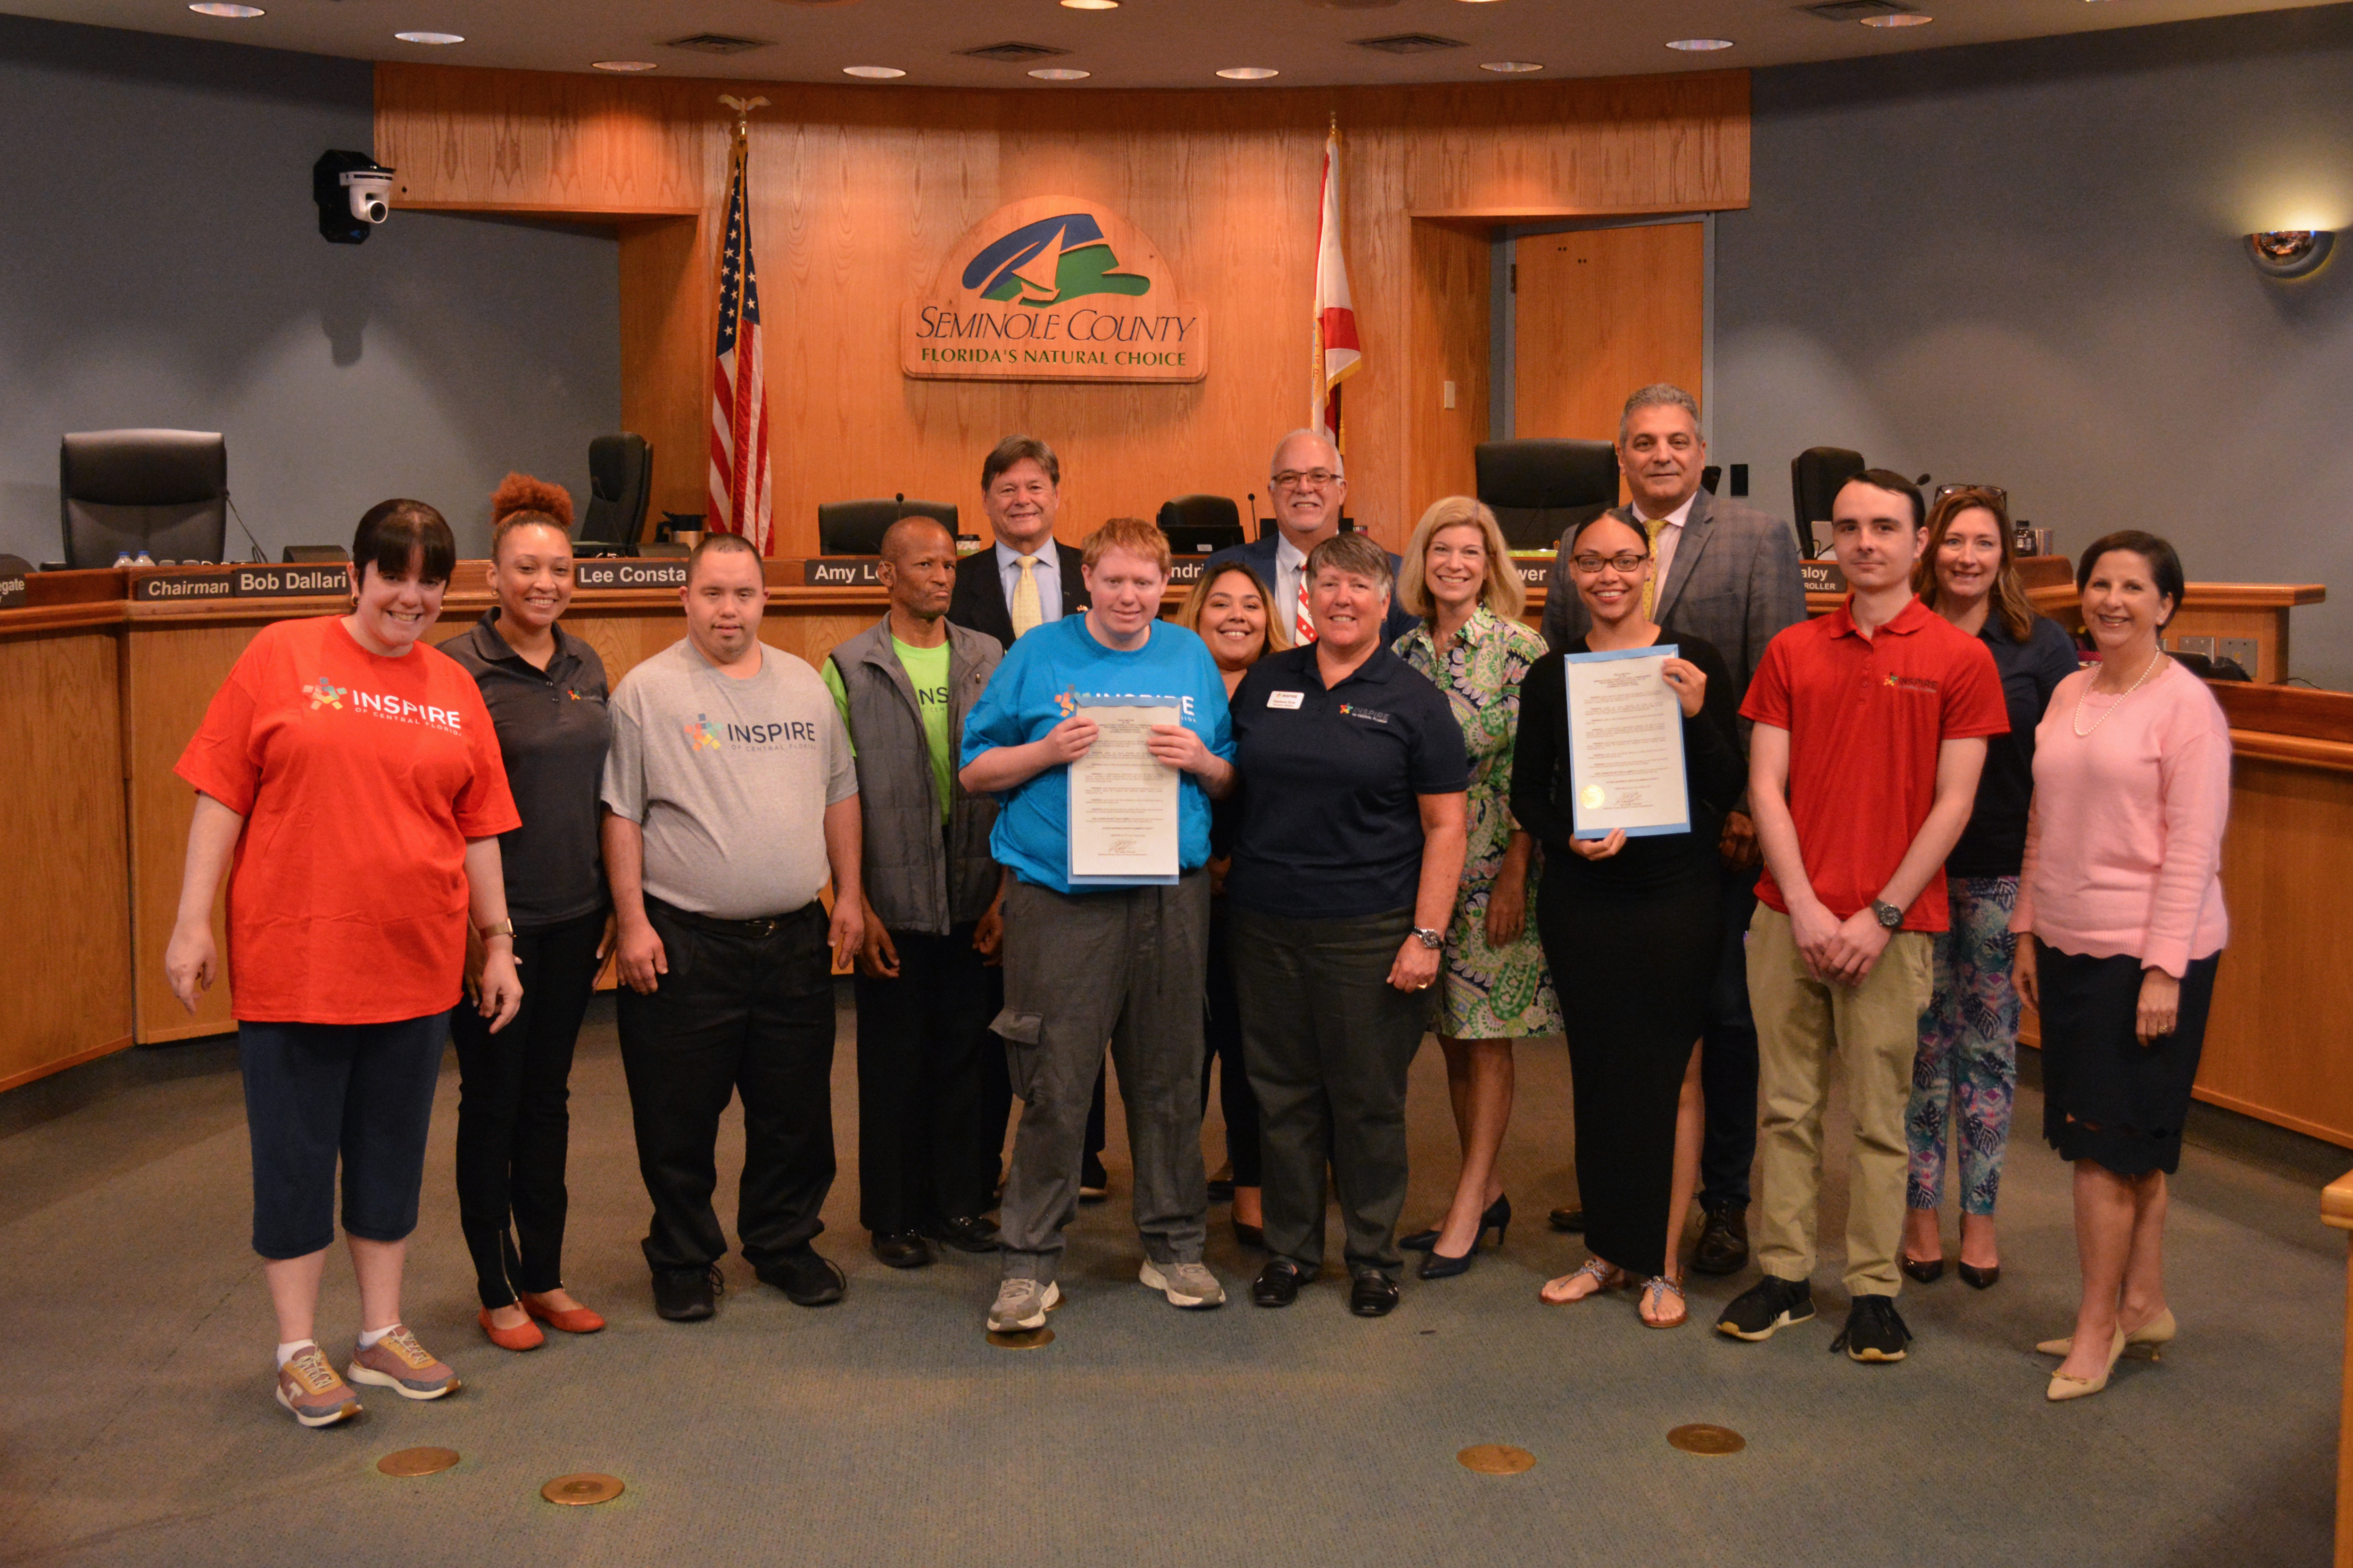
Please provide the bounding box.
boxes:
[1266,690,1305,710]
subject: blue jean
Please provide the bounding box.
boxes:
[240,1013,448,1260]
[1904,876,2021,1216]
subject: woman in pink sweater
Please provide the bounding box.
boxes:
[2012,531,2230,1402]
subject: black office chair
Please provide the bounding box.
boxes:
[59,430,227,567]
[1474,438,1619,550]
[1790,446,1866,541]
[1156,494,1244,556]
[579,434,652,553]
[817,498,959,556]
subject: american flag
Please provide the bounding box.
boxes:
[1311,119,1361,449]
[708,132,772,553]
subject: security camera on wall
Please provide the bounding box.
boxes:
[312,150,398,244]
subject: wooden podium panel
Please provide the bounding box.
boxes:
[0,619,131,1090]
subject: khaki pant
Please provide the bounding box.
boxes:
[1746,905,1934,1297]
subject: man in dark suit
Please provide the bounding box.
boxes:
[948,435,1090,650]
[1540,383,1807,1275]
[1205,429,1417,648]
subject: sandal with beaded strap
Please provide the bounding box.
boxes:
[1638,1275,1688,1329]
[1540,1256,1625,1305]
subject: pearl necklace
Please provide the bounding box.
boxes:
[2072,650,2163,737]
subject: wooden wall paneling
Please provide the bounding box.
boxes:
[377,66,1750,558]
[1407,219,1494,517]
[1513,222,1707,443]
[124,619,277,1043]
[0,627,133,1090]
[2193,755,2353,1145]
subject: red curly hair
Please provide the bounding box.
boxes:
[489,471,575,561]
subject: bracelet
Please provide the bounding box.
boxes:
[476,918,515,941]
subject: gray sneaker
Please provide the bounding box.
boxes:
[1140,1259,1226,1309]
[988,1277,1062,1332]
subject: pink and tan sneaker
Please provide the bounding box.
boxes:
[346,1326,462,1401]
[275,1345,363,1428]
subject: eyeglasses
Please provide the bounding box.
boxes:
[1933,483,2007,508]
[1570,551,1650,574]
[1270,469,1341,491]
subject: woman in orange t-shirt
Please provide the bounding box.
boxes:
[165,499,523,1431]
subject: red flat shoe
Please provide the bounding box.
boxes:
[520,1295,606,1335]
[478,1306,544,1352]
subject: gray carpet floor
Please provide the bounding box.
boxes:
[0,989,2342,1568]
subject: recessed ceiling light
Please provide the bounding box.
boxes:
[189,3,264,16]
[1061,0,1119,8]
[1480,60,1543,72]
[1029,67,1092,79]
[592,60,658,71]
[394,31,464,45]
[1666,37,1735,50]
[1860,12,1933,23]
[843,65,908,78]
[1217,66,1280,79]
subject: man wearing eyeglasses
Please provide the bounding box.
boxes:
[1205,429,1417,648]
[1539,383,1806,1277]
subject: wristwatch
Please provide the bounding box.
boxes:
[1870,900,1903,930]
[476,918,516,941]
[1412,926,1444,949]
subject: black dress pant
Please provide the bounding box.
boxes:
[1201,904,1262,1186]
[616,898,837,1274]
[1698,863,1761,1211]
[1539,873,1719,1280]
[450,910,606,1307]
[853,924,1006,1233]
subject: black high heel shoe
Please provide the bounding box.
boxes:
[1407,1197,1512,1274]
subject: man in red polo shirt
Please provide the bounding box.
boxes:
[1716,470,2007,1363]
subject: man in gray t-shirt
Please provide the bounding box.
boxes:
[599,535,865,1322]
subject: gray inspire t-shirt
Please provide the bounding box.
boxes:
[601,637,858,920]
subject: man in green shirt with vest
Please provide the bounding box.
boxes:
[823,516,1010,1269]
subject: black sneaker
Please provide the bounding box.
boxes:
[756,1246,848,1307]
[652,1264,721,1322]
[1714,1274,1814,1341]
[1830,1294,1912,1362]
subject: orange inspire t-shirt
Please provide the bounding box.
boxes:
[175,616,521,1024]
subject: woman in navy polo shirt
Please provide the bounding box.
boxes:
[1226,532,1469,1319]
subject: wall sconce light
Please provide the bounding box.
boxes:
[2245,229,2335,280]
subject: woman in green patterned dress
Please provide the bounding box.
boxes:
[1393,497,1564,1279]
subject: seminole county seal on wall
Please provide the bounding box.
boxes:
[902,196,1206,384]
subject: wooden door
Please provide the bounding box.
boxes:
[1513,223,1705,463]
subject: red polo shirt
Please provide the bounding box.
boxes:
[1740,595,2007,933]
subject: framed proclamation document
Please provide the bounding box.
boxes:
[1067,699,1182,885]
[1564,645,1691,840]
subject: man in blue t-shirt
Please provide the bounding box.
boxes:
[959,519,1236,1334]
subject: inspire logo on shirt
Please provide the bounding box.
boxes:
[685,714,723,751]
[1070,687,1198,721]
[685,711,822,755]
[310,675,463,733]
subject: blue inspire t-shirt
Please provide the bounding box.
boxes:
[959,614,1234,894]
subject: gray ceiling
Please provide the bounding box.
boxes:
[3,0,2331,86]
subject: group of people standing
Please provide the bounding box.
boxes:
[160,382,2232,1429]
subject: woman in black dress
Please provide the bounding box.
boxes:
[1511,514,1744,1328]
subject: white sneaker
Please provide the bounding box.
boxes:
[988,1277,1062,1332]
[1140,1259,1226,1309]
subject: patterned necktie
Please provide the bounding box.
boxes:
[1639,515,1669,620]
[1293,569,1317,645]
[1011,553,1043,639]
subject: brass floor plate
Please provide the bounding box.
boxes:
[986,1326,1055,1349]
[376,1447,459,1478]
[541,1473,626,1506]
[1457,1444,1536,1475]
[1667,1424,1746,1455]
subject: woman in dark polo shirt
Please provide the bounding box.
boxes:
[1226,532,1469,1319]
[443,474,613,1350]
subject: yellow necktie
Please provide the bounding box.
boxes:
[1639,516,1668,620]
[1011,553,1043,639]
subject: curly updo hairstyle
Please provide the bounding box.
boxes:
[488,472,576,562]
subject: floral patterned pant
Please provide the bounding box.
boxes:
[1905,876,2021,1216]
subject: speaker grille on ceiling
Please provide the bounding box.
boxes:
[957,41,1073,62]
[663,33,774,54]
[1798,0,1911,18]
[1351,32,1468,53]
